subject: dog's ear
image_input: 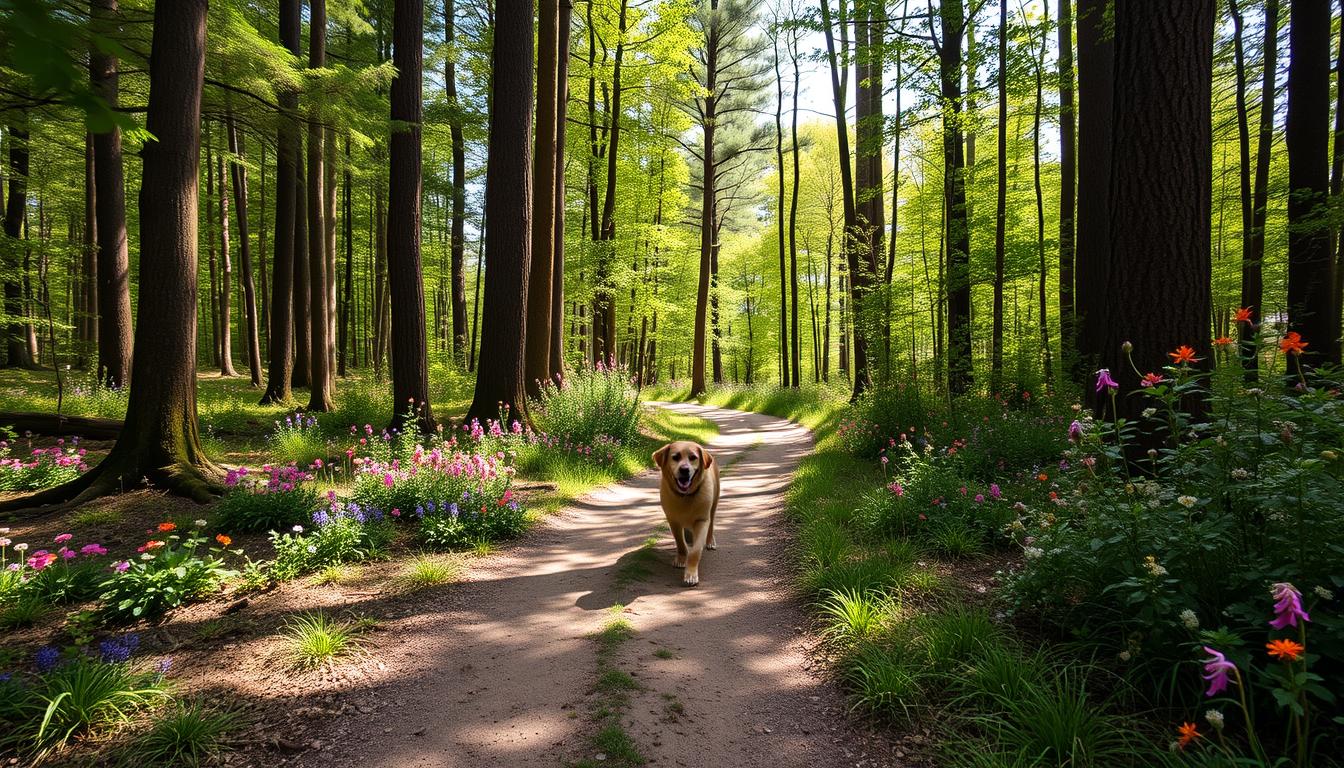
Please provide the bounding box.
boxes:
[700,447,714,469]
[653,444,670,468]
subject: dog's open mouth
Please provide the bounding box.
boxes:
[675,476,693,494]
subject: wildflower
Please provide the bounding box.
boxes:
[1118,650,1132,662]
[292,525,305,534]
[158,522,176,533]
[1177,495,1197,508]
[1235,307,1253,323]
[99,637,135,663]
[1204,709,1224,730]
[1315,585,1334,601]
[1202,647,1236,697]
[215,534,232,547]
[1269,582,1310,629]
[1037,473,1048,482]
[1141,407,1157,418]
[1169,345,1199,365]
[137,540,165,553]
[1140,372,1164,388]
[1266,638,1305,662]
[0,538,9,548]
[887,481,904,496]
[34,646,61,672]
[80,543,107,557]
[1142,555,1168,578]
[13,543,27,552]
[113,560,130,573]
[1230,468,1250,481]
[1177,722,1200,749]
[1180,609,1199,630]
[1279,331,1308,356]
[1068,420,1084,442]
[306,545,317,554]
[1094,369,1118,393]
[974,494,985,503]
[1023,546,1043,560]
[194,519,207,528]
[1213,336,1232,347]
[54,533,73,544]
[156,657,174,674]
[989,483,1001,499]
[27,551,57,571]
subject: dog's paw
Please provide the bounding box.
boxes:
[672,555,687,568]
[706,538,717,550]
[682,570,700,587]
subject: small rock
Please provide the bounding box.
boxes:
[594,754,607,762]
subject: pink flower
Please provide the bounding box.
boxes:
[989,483,1002,499]
[81,543,107,557]
[1095,369,1118,393]
[887,481,904,496]
[383,473,395,488]
[1269,582,1310,630]
[113,560,130,572]
[27,551,57,571]
[1068,420,1084,442]
[974,494,985,503]
[54,533,73,544]
[1202,646,1236,697]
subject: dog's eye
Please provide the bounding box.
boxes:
[689,455,699,462]
[671,453,681,461]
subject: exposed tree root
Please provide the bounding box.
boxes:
[0,457,224,518]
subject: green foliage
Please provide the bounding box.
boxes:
[268,516,394,581]
[266,412,330,467]
[418,495,528,551]
[98,526,235,625]
[0,654,169,758]
[281,611,366,670]
[216,464,322,533]
[818,588,893,644]
[531,360,642,446]
[0,439,90,491]
[395,553,460,591]
[132,700,241,768]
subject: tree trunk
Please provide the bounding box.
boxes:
[217,134,238,376]
[991,0,1007,388]
[1094,0,1214,417]
[260,0,299,405]
[1034,1,1053,385]
[1284,0,1335,365]
[339,132,353,376]
[855,0,884,385]
[227,114,262,386]
[80,134,96,370]
[526,0,560,398]
[4,122,34,369]
[446,0,468,365]
[307,0,332,411]
[1057,0,1076,375]
[549,0,573,380]
[292,133,310,390]
[90,0,133,386]
[941,0,972,395]
[773,26,789,387]
[1073,0,1112,388]
[691,1,719,397]
[788,27,802,388]
[1230,0,1255,371]
[387,0,434,431]
[466,0,533,424]
[1,0,220,514]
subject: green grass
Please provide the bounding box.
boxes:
[652,648,677,660]
[0,593,49,629]
[280,611,367,670]
[70,507,123,528]
[579,609,645,768]
[395,553,461,591]
[131,700,242,767]
[818,588,894,644]
[312,563,359,586]
[613,536,660,586]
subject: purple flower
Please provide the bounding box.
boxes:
[1094,369,1118,393]
[99,637,134,663]
[156,657,173,674]
[1068,420,1084,443]
[1202,646,1236,697]
[1269,582,1310,630]
[989,483,1001,500]
[112,560,130,573]
[35,646,61,672]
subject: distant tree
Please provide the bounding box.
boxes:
[307,0,333,410]
[260,0,300,405]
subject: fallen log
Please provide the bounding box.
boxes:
[0,411,123,440]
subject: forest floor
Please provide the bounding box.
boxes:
[282,402,897,768]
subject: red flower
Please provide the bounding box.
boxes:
[157,522,177,533]
[1213,336,1232,347]
[1140,372,1164,388]
[1279,332,1308,356]
[1169,345,1199,365]
[1234,307,1254,323]
[1266,638,1305,662]
[1177,722,1201,749]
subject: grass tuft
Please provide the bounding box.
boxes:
[280,611,366,670]
[395,553,461,591]
[132,699,241,767]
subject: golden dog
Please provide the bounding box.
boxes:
[652,441,721,586]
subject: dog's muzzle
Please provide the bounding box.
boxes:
[675,468,695,494]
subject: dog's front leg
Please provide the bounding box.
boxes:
[682,518,710,586]
[669,520,687,567]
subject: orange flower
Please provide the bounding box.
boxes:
[158,522,177,532]
[1037,473,1049,482]
[1279,332,1308,356]
[1169,345,1199,365]
[215,534,232,547]
[1213,336,1233,347]
[1235,307,1254,323]
[1266,638,1305,662]
[1177,722,1201,749]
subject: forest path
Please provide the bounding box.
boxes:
[293,403,886,768]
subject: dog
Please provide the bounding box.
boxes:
[652,441,721,586]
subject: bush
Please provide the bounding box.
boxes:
[352,443,515,520]
[281,611,367,670]
[216,464,321,533]
[530,359,641,446]
[268,508,394,580]
[1,532,111,608]
[98,522,236,624]
[0,438,90,491]
[134,700,241,767]
[418,491,528,551]
[266,411,329,466]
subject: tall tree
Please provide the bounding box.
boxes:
[991,0,1006,387]
[4,121,33,369]
[854,0,883,391]
[1091,0,1214,416]
[466,0,533,423]
[387,0,434,430]
[90,0,133,388]
[938,0,972,394]
[526,0,560,398]
[216,134,238,376]
[1285,0,1336,365]
[549,0,574,380]
[227,114,263,386]
[3,0,218,512]
[1057,0,1076,373]
[1072,0,1112,385]
[307,0,333,410]
[445,0,469,364]
[259,0,300,405]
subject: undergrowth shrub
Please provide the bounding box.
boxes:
[215,464,321,533]
[531,359,640,445]
[99,523,235,624]
[0,437,90,491]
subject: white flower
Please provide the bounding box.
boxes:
[292,525,304,533]
[1023,546,1044,560]
[1143,556,1168,578]
[1315,585,1335,601]
[1230,468,1250,481]
[1180,609,1199,630]
[194,519,208,528]
[13,543,27,552]
[1204,709,1225,730]
[1118,650,1132,662]
[0,538,10,547]
[1141,408,1156,418]
[1177,495,1198,508]
[306,545,317,554]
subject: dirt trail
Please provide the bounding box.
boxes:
[294,403,890,768]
